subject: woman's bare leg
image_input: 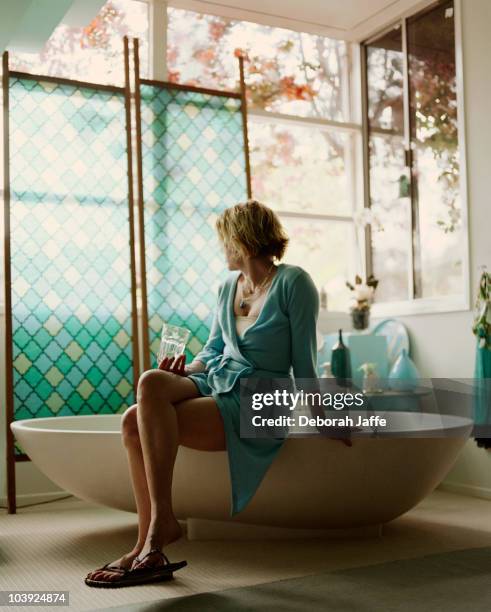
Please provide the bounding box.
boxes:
[175,395,226,451]
[130,370,226,570]
[122,405,152,551]
[86,370,201,582]
[87,404,151,581]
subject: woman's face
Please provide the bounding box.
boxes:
[222,242,245,270]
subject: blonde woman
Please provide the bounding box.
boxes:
[85,200,319,588]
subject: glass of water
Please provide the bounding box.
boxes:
[158,323,190,363]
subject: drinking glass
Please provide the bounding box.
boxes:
[158,323,190,363]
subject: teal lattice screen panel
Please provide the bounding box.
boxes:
[8,75,136,454]
[139,83,248,366]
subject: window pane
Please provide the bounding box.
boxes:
[366,25,404,133]
[408,0,463,297]
[369,136,411,302]
[167,7,349,121]
[9,0,148,86]
[367,25,409,302]
[250,120,353,216]
[280,217,356,311]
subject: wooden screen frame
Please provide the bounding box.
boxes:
[132,37,252,368]
[2,43,140,513]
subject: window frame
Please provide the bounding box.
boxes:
[157,0,367,309]
[360,0,471,317]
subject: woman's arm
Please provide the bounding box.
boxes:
[288,269,352,446]
[287,270,320,382]
[185,359,207,374]
[185,282,225,374]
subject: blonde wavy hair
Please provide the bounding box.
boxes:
[216,199,289,261]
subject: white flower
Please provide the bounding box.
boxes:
[354,284,374,301]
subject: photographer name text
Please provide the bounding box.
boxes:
[249,390,387,428]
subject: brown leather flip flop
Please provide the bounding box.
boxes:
[84,550,187,589]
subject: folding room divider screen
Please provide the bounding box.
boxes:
[2,51,140,466]
[132,41,251,369]
[2,39,251,513]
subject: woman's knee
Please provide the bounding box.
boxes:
[121,404,139,444]
[137,369,173,401]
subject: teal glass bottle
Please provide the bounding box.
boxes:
[331,329,352,387]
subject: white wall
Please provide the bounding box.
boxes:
[388,0,491,497]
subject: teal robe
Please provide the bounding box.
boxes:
[188,263,319,515]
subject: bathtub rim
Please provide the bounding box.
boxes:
[10,414,123,435]
[10,412,474,438]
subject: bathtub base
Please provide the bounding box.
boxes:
[186,518,384,540]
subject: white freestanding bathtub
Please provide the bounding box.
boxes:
[11,413,472,528]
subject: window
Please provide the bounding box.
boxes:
[167,8,349,120]
[8,0,148,85]
[1,0,468,316]
[363,0,468,312]
[167,7,360,310]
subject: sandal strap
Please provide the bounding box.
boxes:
[86,563,128,578]
[134,548,170,567]
[102,563,128,574]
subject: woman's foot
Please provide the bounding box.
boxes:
[86,518,183,584]
[131,517,183,570]
[86,548,142,584]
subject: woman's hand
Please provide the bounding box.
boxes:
[319,425,353,446]
[158,355,187,376]
[308,405,353,447]
[158,356,206,377]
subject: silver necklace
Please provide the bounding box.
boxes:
[239,263,276,310]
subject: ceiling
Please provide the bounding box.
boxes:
[0,0,433,56]
[0,0,106,54]
[172,0,432,40]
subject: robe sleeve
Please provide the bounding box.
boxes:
[287,269,320,388]
[192,281,225,370]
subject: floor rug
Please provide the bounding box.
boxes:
[101,546,491,611]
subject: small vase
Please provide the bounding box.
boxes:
[389,348,420,392]
[351,308,370,330]
[331,329,352,385]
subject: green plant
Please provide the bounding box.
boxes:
[472,270,491,350]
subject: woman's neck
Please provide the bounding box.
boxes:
[239,258,275,290]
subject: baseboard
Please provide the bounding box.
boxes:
[0,491,73,510]
[439,481,491,500]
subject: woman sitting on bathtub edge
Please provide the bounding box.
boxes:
[85,199,321,587]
